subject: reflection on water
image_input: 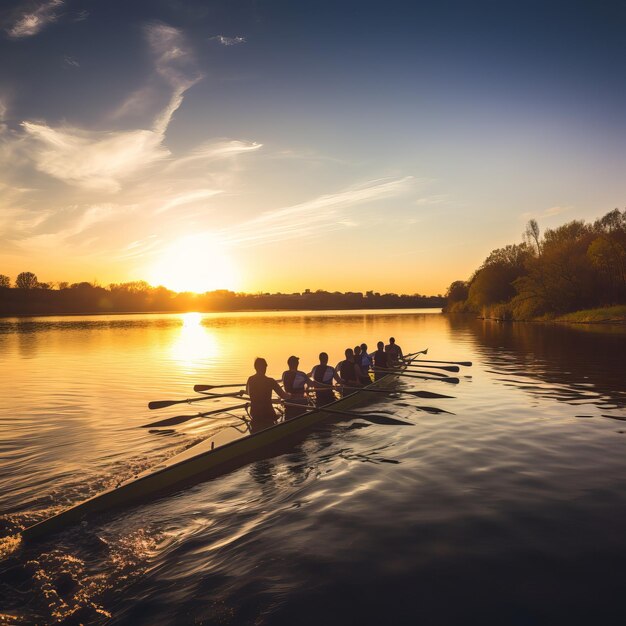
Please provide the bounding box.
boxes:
[1,310,626,625]
[170,312,220,367]
[449,316,626,412]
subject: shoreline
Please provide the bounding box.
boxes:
[0,306,444,319]
[445,305,626,326]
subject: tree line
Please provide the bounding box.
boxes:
[445,208,626,319]
[0,278,444,315]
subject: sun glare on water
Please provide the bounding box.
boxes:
[148,234,239,293]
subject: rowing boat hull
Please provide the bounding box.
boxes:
[22,365,407,541]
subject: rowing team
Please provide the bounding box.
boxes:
[246,337,404,432]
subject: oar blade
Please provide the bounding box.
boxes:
[148,399,182,410]
[143,413,199,427]
[142,402,249,428]
[411,391,455,399]
[415,406,455,415]
[358,414,413,426]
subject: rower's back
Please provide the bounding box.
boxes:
[246,358,284,429]
[385,336,402,365]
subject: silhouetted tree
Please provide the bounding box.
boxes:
[446,280,469,303]
[0,274,10,288]
[524,219,542,255]
[16,272,38,289]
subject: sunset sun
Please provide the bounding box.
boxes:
[148,234,239,293]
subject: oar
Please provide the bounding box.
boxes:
[149,390,245,410]
[283,402,413,426]
[409,358,472,367]
[194,383,246,392]
[373,368,459,384]
[338,385,454,400]
[142,402,250,428]
[404,348,428,359]
[402,369,449,378]
[403,364,460,373]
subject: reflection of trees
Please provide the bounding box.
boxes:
[447,316,626,409]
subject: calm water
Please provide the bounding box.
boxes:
[1,310,626,625]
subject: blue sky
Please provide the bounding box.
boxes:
[1,0,625,293]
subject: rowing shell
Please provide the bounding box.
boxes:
[22,357,412,541]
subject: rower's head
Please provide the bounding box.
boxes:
[287,355,299,370]
[254,357,267,374]
[389,337,396,345]
[354,345,361,356]
[361,343,367,353]
[345,348,354,361]
[319,352,329,365]
[377,341,384,350]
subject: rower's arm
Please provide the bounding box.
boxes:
[306,374,331,389]
[272,379,287,400]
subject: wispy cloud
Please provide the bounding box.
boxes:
[63,55,79,68]
[209,35,246,46]
[167,140,262,170]
[521,205,571,220]
[221,177,413,246]
[21,122,169,192]
[17,23,205,192]
[145,22,203,134]
[5,0,64,38]
[154,189,222,214]
[415,194,449,206]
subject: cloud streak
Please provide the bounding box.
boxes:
[221,177,413,246]
[522,205,571,220]
[5,0,63,38]
[21,122,169,192]
[15,23,205,192]
[210,35,246,46]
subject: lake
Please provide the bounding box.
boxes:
[1,309,626,625]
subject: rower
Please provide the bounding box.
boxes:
[358,342,373,385]
[337,348,363,390]
[282,355,314,419]
[385,336,403,366]
[372,341,388,380]
[246,358,287,433]
[309,352,340,406]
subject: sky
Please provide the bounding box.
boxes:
[1,0,625,295]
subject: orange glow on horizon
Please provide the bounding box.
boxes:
[147,234,240,294]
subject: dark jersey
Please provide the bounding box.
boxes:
[373,349,388,368]
[339,360,358,383]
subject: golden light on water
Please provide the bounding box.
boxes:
[148,234,239,293]
[171,312,219,365]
